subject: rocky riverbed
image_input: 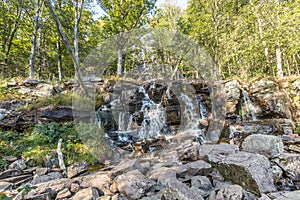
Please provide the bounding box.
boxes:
[0,77,300,199]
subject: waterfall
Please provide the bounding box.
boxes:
[197,95,208,119]
[178,93,201,131]
[242,90,258,121]
[138,86,167,139]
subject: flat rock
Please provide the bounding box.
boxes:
[109,159,144,178]
[35,167,48,176]
[31,172,62,185]
[114,170,153,200]
[148,167,176,186]
[56,188,72,199]
[198,144,239,159]
[162,180,204,200]
[213,151,277,196]
[268,190,300,200]
[0,181,13,192]
[0,169,22,179]
[4,156,18,162]
[67,161,88,178]
[174,160,212,178]
[242,134,284,158]
[76,171,112,195]
[72,187,103,200]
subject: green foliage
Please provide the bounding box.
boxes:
[0,122,98,169]
[0,193,11,200]
[17,185,37,198]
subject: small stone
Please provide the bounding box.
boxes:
[209,184,243,200]
[56,188,71,199]
[67,161,88,178]
[8,159,26,170]
[242,134,284,158]
[70,182,80,193]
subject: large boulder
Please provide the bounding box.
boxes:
[242,134,284,158]
[211,151,277,196]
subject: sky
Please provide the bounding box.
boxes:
[92,0,188,19]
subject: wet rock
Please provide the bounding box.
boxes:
[109,159,144,178]
[174,160,212,178]
[214,151,277,195]
[161,179,204,200]
[249,78,293,119]
[56,188,71,199]
[242,134,284,158]
[0,181,13,192]
[72,187,103,200]
[114,170,153,200]
[208,184,243,200]
[8,159,26,170]
[67,161,88,178]
[31,172,63,185]
[0,169,22,179]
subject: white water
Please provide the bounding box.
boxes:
[242,90,258,121]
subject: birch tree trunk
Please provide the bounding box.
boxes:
[276,42,283,78]
[46,0,88,93]
[117,45,123,76]
[29,0,42,79]
[57,36,62,81]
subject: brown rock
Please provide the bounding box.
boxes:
[72,187,103,200]
[67,161,88,178]
[56,188,71,199]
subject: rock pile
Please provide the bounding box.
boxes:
[1,133,300,200]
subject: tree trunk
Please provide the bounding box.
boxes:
[29,0,41,79]
[117,46,122,76]
[257,17,270,71]
[46,0,87,93]
[57,36,62,81]
[276,42,283,78]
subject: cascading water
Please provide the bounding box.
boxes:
[197,95,208,119]
[242,90,258,121]
[138,86,167,139]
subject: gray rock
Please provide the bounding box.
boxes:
[268,190,300,200]
[114,170,153,200]
[0,169,22,179]
[174,160,212,178]
[8,159,26,170]
[191,176,213,197]
[242,134,284,158]
[0,181,13,192]
[31,172,62,185]
[208,184,243,200]
[214,151,277,196]
[35,167,48,176]
[32,83,54,97]
[76,171,112,195]
[109,159,144,178]
[277,153,300,181]
[24,178,74,199]
[161,180,204,200]
[55,188,71,199]
[198,144,239,159]
[67,161,88,178]
[148,167,176,186]
[4,156,18,162]
[72,187,103,200]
